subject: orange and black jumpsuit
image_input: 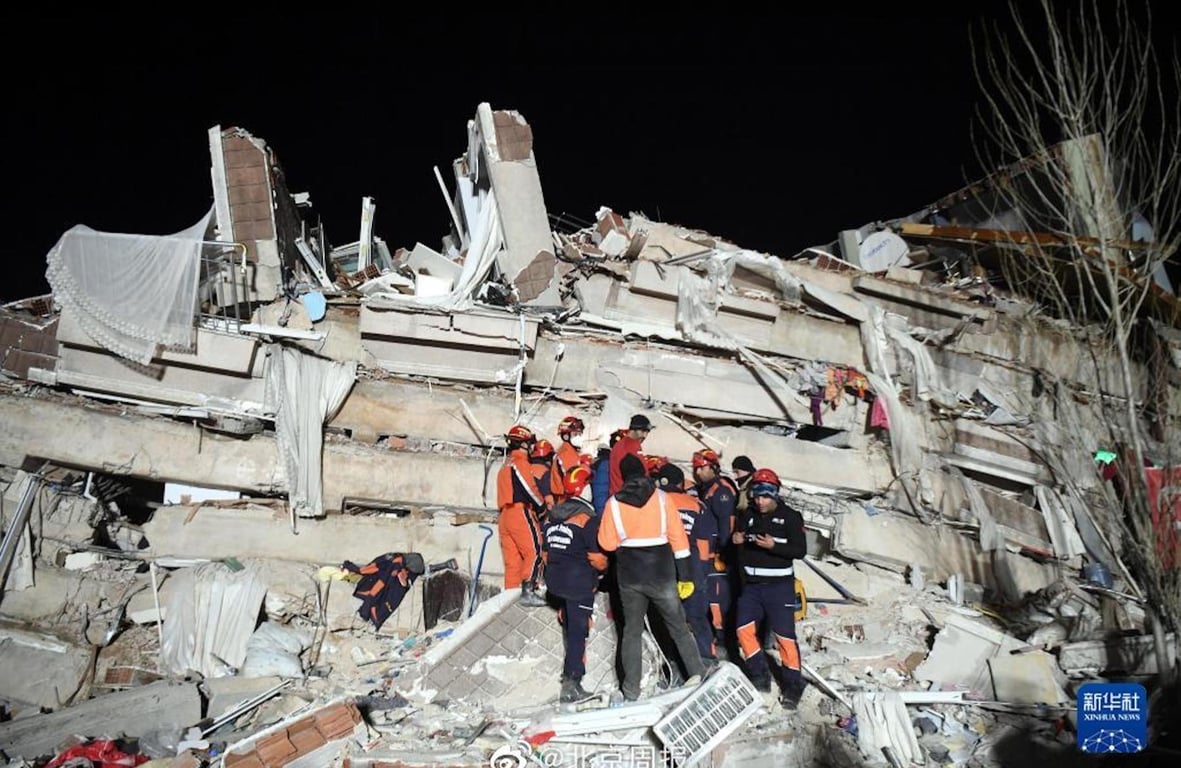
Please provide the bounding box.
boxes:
[497,446,548,589]
[734,497,807,690]
[668,486,716,660]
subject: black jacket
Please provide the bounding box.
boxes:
[735,498,806,583]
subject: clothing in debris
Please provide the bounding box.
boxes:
[544,495,607,684]
[497,445,548,590]
[733,496,807,691]
[342,552,426,631]
[598,473,704,699]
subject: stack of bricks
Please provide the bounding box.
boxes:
[224,701,363,768]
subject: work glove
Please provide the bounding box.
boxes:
[713,555,727,572]
[677,580,695,600]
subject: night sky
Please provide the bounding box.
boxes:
[3,7,1174,303]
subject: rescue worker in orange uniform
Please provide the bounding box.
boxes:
[656,463,717,663]
[543,464,607,703]
[608,414,654,496]
[553,416,586,501]
[691,449,738,653]
[496,425,548,607]
[530,439,558,512]
[732,468,808,709]
[599,454,705,701]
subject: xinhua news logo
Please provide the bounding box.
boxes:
[1077,682,1147,754]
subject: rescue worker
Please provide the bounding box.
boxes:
[590,429,625,517]
[598,454,705,701]
[496,425,548,607]
[732,468,808,709]
[657,463,716,662]
[608,414,654,496]
[731,455,756,516]
[691,449,737,652]
[554,416,586,491]
[530,439,558,512]
[543,464,607,703]
[644,454,669,479]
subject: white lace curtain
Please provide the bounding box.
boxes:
[45,208,214,364]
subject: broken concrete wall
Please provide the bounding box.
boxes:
[472,104,558,305]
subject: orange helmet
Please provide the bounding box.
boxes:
[692,449,721,469]
[750,468,781,499]
[558,416,585,436]
[531,439,555,460]
[564,465,593,497]
[644,455,668,476]
[505,425,535,444]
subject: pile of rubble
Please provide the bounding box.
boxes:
[1,103,1178,766]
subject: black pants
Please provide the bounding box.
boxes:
[619,579,705,699]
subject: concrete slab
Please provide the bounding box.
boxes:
[0,625,93,711]
[914,614,1024,697]
[143,507,503,578]
[988,651,1070,705]
[833,509,1057,596]
[0,680,202,760]
[421,591,644,709]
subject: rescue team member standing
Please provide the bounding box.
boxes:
[543,465,607,703]
[732,468,808,709]
[599,455,705,701]
[691,449,737,651]
[553,416,586,502]
[657,463,716,662]
[730,455,756,516]
[496,425,548,607]
[608,414,654,496]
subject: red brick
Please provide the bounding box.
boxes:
[228,166,268,187]
[256,734,297,765]
[224,148,261,169]
[289,728,328,753]
[224,751,265,768]
[228,183,270,205]
[229,202,273,222]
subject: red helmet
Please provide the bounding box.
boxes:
[692,449,721,469]
[558,416,585,436]
[531,439,555,460]
[750,468,781,499]
[751,468,780,485]
[609,428,628,447]
[578,453,593,468]
[505,425,535,444]
[564,465,593,497]
[645,455,668,476]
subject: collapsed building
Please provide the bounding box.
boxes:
[0,104,1178,767]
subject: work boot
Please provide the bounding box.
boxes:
[779,681,806,711]
[519,581,547,608]
[683,674,702,687]
[560,678,590,703]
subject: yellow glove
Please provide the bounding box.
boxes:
[677,581,695,600]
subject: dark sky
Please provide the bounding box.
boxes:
[4,6,1162,303]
